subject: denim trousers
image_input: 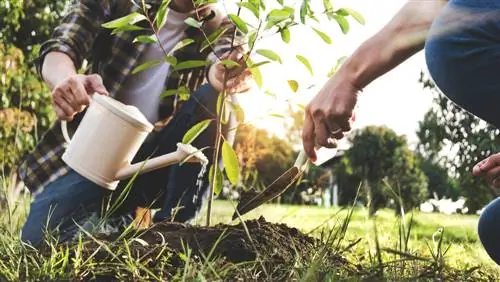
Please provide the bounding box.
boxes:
[21,84,220,247]
[425,0,500,265]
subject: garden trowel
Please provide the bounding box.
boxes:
[232,147,338,220]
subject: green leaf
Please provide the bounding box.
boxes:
[228,14,248,34]
[182,119,212,144]
[184,17,202,28]
[102,12,147,29]
[230,102,245,123]
[265,8,292,29]
[249,60,270,68]
[221,59,241,68]
[300,0,309,24]
[155,0,171,29]
[131,59,162,74]
[133,34,158,44]
[280,27,290,43]
[110,24,146,35]
[201,27,228,52]
[270,113,285,118]
[209,165,224,196]
[296,55,313,75]
[160,89,177,98]
[312,27,332,44]
[171,38,194,54]
[178,86,190,101]
[327,56,347,77]
[256,49,282,64]
[334,15,350,34]
[288,80,299,92]
[323,0,333,13]
[222,141,240,185]
[339,8,365,25]
[174,60,209,71]
[238,2,259,19]
[247,58,263,88]
[165,55,178,66]
[247,31,258,49]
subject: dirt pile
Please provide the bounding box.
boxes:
[95,216,343,265]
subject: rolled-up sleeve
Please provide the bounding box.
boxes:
[35,0,111,79]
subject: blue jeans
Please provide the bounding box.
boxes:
[21,84,220,247]
[425,0,500,265]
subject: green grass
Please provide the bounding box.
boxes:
[196,200,499,275]
[1,173,499,281]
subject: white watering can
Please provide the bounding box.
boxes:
[60,94,209,191]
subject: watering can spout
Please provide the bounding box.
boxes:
[115,143,209,181]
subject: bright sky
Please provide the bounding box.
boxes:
[223,0,435,149]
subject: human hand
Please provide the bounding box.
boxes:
[473,153,500,188]
[208,47,253,94]
[302,72,359,162]
[51,74,109,121]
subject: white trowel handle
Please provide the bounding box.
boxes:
[293,149,308,169]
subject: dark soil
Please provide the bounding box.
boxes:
[76,216,353,280]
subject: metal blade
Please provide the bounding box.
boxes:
[232,166,301,220]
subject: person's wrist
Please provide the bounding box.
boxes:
[336,64,364,95]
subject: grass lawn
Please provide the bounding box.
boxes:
[1,190,499,281]
[195,200,500,279]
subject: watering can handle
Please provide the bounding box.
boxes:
[61,120,72,144]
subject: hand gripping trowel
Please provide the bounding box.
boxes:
[231,146,338,220]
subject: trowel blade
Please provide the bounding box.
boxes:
[232,166,301,220]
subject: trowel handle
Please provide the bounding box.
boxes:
[293,149,308,168]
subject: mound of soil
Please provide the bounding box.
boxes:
[78,216,351,280]
[98,216,342,263]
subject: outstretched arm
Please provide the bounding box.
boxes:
[302,0,448,161]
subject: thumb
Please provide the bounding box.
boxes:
[86,74,109,96]
[473,155,500,176]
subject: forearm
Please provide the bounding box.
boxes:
[41,52,78,90]
[340,0,448,89]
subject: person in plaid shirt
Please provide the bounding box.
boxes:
[18,0,252,246]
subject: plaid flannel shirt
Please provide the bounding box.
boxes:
[17,0,239,193]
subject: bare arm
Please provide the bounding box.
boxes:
[302,0,448,160]
[343,0,448,90]
[42,52,78,91]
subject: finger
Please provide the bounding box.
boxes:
[53,94,75,120]
[302,111,317,162]
[473,157,490,176]
[70,81,91,111]
[314,121,330,149]
[60,82,81,110]
[477,154,500,174]
[86,74,109,96]
[486,166,500,186]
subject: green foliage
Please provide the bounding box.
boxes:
[234,125,295,192]
[339,126,428,216]
[0,1,69,55]
[416,72,499,213]
[0,1,69,173]
[0,44,55,174]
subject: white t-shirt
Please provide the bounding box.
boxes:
[115,9,191,123]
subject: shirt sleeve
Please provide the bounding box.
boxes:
[35,0,112,80]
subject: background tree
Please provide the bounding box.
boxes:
[339,125,428,216]
[416,71,500,213]
[1,1,70,174]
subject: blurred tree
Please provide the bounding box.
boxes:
[0,1,69,174]
[234,124,295,193]
[0,0,69,55]
[416,71,500,213]
[343,125,428,216]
